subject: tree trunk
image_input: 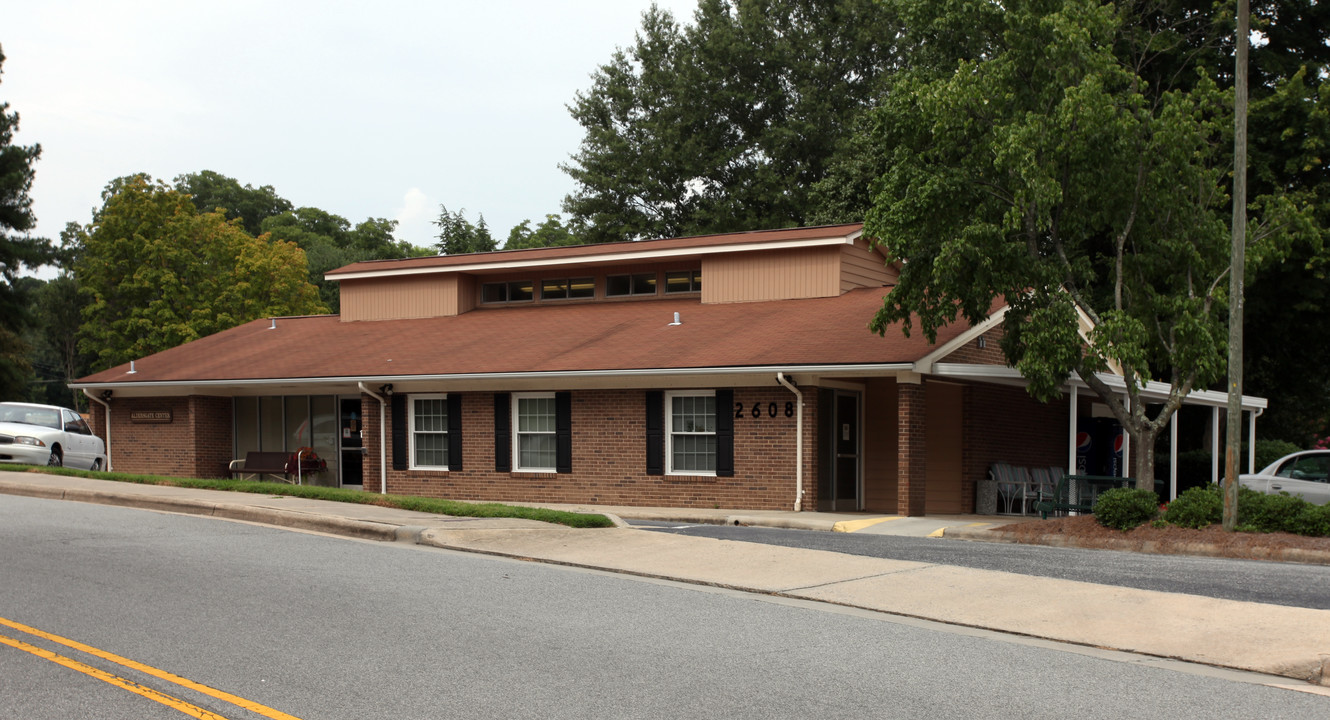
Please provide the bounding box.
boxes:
[1130,423,1158,501]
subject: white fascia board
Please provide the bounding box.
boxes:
[327,234,859,282]
[932,363,1267,411]
[70,363,915,394]
[1069,372,1268,411]
[912,307,1009,374]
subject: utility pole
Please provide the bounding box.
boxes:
[1223,0,1250,531]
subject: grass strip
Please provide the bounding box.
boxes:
[0,465,615,529]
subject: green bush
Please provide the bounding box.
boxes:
[1253,439,1304,471]
[1233,487,1330,537]
[1163,484,1223,529]
[1244,491,1306,533]
[1094,488,1161,530]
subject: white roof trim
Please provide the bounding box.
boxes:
[933,363,1267,411]
[327,233,860,282]
[70,362,916,392]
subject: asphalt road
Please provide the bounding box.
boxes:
[628,520,1330,610]
[3,497,1327,719]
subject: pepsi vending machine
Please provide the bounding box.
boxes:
[1076,417,1124,477]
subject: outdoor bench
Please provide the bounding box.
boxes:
[1033,474,1135,519]
[227,451,293,483]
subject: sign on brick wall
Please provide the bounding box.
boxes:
[130,410,173,424]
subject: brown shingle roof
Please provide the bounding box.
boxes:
[75,288,978,385]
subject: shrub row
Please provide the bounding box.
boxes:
[1093,483,1330,536]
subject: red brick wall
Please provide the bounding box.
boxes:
[942,325,1008,365]
[365,387,815,510]
[963,382,1069,499]
[897,381,927,516]
[90,396,234,477]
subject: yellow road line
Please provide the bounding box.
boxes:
[832,516,903,533]
[0,616,302,720]
[0,632,230,719]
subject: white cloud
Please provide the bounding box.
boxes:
[393,188,436,251]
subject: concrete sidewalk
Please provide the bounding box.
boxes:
[3,471,1328,689]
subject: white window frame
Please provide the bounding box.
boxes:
[408,393,449,471]
[512,392,558,473]
[665,390,717,476]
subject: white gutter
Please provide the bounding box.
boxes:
[358,383,388,495]
[82,389,112,472]
[71,363,914,392]
[776,372,804,512]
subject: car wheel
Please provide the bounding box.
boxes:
[91,458,102,472]
[47,448,62,467]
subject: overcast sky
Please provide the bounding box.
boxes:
[4,1,700,275]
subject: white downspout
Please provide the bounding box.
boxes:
[776,372,804,512]
[358,383,388,494]
[82,389,112,472]
[1248,407,1264,473]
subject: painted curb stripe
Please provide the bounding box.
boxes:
[832,516,903,533]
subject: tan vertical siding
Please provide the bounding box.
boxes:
[339,275,462,321]
[457,275,476,314]
[840,236,897,292]
[862,378,899,513]
[702,247,840,303]
[925,382,964,513]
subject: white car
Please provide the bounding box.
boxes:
[0,402,107,470]
[1238,450,1330,506]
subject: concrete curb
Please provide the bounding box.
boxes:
[943,526,1330,566]
[3,481,404,542]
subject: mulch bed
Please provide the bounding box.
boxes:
[989,515,1330,564]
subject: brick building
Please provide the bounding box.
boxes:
[71,224,1265,514]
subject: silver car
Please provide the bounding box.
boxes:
[1238,450,1330,506]
[0,402,107,470]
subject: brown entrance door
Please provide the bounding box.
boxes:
[339,398,364,487]
[818,390,861,511]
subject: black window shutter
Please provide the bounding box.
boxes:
[715,389,734,477]
[494,393,511,472]
[447,393,463,471]
[555,391,572,474]
[391,394,408,471]
[645,391,664,475]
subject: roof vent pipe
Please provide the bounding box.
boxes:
[669,312,681,326]
[270,318,277,330]
[128,361,136,374]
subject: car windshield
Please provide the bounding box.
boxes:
[0,403,60,429]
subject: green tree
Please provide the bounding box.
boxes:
[262,208,426,312]
[0,45,53,398]
[562,0,903,243]
[73,175,327,370]
[174,170,293,236]
[23,269,91,409]
[504,215,582,250]
[433,205,496,255]
[862,0,1314,490]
